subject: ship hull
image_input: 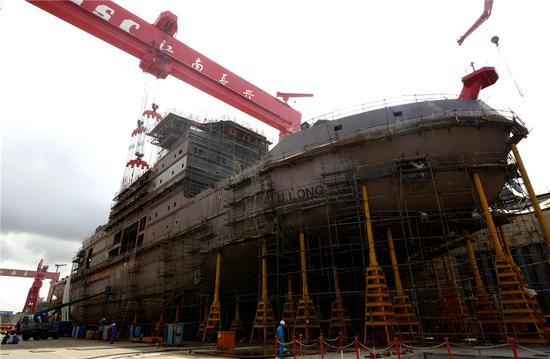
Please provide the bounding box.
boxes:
[69,98,528,338]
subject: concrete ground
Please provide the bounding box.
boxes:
[0,338,219,359]
[1,338,550,358]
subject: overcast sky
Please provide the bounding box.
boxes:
[1,1,549,312]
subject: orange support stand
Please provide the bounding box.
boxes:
[250,242,275,344]
[229,297,244,338]
[361,184,394,346]
[511,144,550,259]
[473,172,550,344]
[463,230,502,339]
[328,266,353,338]
[202,252,222,342]
[282,276,296,332]
[441,256,468,334]
[386,228,419,339]
[293,233,320,342]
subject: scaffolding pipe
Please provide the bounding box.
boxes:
[511,144,550,256]
[361,184,378,266]
[472,172,505,256]
[387,228,404,296]
[299,233,309,299]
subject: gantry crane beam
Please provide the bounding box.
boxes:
[1,260,61,313]
[0,268,61,281]
[27,0,302,138]
[457,0,494,45]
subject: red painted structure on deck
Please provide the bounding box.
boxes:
[27,1,302,138]
[458,66,498,100]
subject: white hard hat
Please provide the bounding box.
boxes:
[280,320,285,325]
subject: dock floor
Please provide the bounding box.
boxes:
[1,338,550,358]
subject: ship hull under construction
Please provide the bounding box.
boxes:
[69,97,550,344]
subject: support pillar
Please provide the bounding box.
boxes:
[473,172,550,344]
[464,231,502,339]
[250,242,275,344]
[202,252,222,342]
[431,259,445,314]
[387,228,419,338]
[174,305,180,325]
[511,144,550,258]
[197,301,209,339]
[230,297,244,337]
[282,277,296,331]
[328,266,353,338]
[293,232,320,342]
[498,225,513,258]
[441,256,468,334]
[153,309,165,338]
[361,184,394,345]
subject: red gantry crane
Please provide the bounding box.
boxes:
[0,260,61,313]
[27,1,304,138]
[457,0,494,45]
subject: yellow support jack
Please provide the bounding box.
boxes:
[512,144,550,260]
[386,228,419,340]
[202,252,222,342]
[282,276,296,332]
[473,172,550,344]
[430,258,447,321]
[250,242,275,344]
[463,231,502,340]
[441,256,468,335]
[361,184,394,346]
[230,297,244,338]
[197,301,209,340]
[328,266,353,338]
[293,232,320,342]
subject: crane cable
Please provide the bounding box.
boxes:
[491,36,524,97]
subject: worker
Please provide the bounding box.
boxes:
[276,320,285,358]
[110,323,117,344]
[10,334,19,344]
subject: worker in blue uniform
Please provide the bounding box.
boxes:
[276,320,285,358]
[110,323,117,344]
[10,334,19,344]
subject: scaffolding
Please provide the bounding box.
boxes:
[250,147,550,345]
